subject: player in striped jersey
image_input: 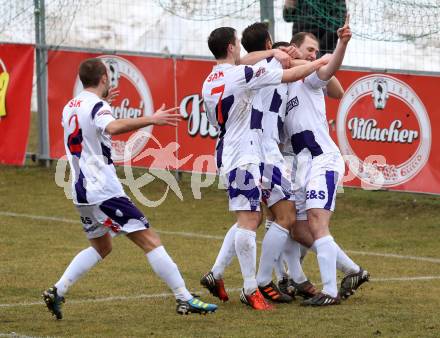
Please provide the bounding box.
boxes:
[201,26,330,310]
[42,58,217,319]
[283,16,370,306]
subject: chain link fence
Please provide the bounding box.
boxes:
[1,0,439,72]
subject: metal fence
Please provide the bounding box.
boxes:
[2,0,440,71]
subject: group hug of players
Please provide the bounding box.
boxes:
[42,16,370,321]
[200,17,370,309]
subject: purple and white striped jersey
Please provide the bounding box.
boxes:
[62,90,126,205]
[283,71,340,159]
[256,57,288,165]
[202,62,283,175]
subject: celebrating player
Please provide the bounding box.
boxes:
[42,58,217,319]
[201,27,329,310]
[283,15,370,306]
[240,22,299,304]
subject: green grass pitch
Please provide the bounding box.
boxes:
[1,164,439,337]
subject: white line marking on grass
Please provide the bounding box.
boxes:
[345,250,440,264]
[2,211,440,264]
[0,211,77,224]
[0,333,47,338]
[370,276,440,282]
[0,292,174,308]
[1,276,440,309]
[155,230,223,240]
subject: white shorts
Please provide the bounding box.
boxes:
[223,164,262,212]
[292,152,344,221]
[76,196,150,239]
[261,162,295,208]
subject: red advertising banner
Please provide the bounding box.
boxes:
[0,44,34,166]
[46,50,440,194]
[47,50,176,170]
[175,58,217,174]
[326,70,440,194]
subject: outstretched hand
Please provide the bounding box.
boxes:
[152,103,181,126]
[337,13,352,44]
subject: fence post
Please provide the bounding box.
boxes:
[260,0,275,40]
[34,0,50,167]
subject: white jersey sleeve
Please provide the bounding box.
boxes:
[93,101,115,133]
[304,71,329,90]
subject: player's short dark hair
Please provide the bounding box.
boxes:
[241,22,271,53]
[208,27,237,60]
[78,58,107,88]
[290,32,319,48]
[272,41,290,49]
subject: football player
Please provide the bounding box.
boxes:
[42,58,218,319]
[283,15,370,306]
[201,26,329,310]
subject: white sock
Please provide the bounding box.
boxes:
[55,246,102,297]
[335,243,360,275]
[212,223,237,279]
[309,242,360,274]
[146,246,192,301]
[256,222,289,286]
[274,254,287,282]
[283,237,308,284]
[300,244,309,263]
[312,235,338,298]
[267,219,289,281]
[235,228,258,295]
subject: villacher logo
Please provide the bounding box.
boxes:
[74,55,154,162]
[336,74,431,187]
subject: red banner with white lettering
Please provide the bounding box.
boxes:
[0,44,34,165]
[46,50,440,194]
[326,70,440,194]
[47,50,176,169]
[175,58,217,174]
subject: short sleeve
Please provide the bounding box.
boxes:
[92,101,115,132]
[304,71,329,90]
[240,63,283,91]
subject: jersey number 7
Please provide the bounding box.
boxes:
[211,84,225,125]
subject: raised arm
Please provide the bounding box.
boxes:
[317,14,351,81]
[105,104,180,135]
[326,76,344,99]
[283,0,297,22]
